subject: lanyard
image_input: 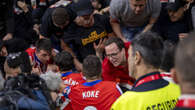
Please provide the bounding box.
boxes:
[160,73,171,77]
[135,74,162,87]
[176,99,195,108]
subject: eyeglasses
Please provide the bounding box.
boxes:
[105,50,121,58]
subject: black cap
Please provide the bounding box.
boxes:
[166,0,183,12]
[74,0,94,16]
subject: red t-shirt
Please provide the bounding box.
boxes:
[61,72,86,110]
[102,42,135,85]
[26,47,51,73]
[61,72,86,86]
[64,80,122,110]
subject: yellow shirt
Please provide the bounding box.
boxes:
[111,82,180,110]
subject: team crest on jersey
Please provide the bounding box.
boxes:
[63,86,71,98]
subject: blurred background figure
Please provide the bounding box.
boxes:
[0,0,14,41]
[13,0,39,46]
[173,32,195,110]
[0,38,29,78]
[159,41,177,82]
[1,48,52,110]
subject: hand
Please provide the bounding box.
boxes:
[93,38,107,61]
[179,33,189,40]
[33,24,40,34]
[93,10,101,15]
[74,16,83,26]
[3,33,13,41]
[59,83,67,93]
[46,64,59,73]
[60,40,75,57]
[51,49,58,57]
[50,92,58,102]
[184,0,194,11]
[99,7,109,14]
[186,0,194,2]
[0,46,8,56]
[39,35,45,39]
[31,66,42,75]
[17,1,28,13]
[121,37,128,43]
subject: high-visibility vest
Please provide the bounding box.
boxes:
[111,82,180,110]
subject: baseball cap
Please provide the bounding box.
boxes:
[74,0,94,16]
[166,0,183,12]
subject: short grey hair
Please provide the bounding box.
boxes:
[40,71,62,91]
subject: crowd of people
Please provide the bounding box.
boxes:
[0,0,195,109]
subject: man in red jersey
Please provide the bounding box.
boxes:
[26,39,53,74]
[54,51,85,87]
[95,37,135,91]
[62,55,122,110]
[54,51,85,110]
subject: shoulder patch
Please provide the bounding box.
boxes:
[63,86,71,98]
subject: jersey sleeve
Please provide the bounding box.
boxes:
[62,86,71,99]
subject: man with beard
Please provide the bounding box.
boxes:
[62,0,114,62]
[111,32,180,110]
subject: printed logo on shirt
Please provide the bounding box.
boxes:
[63,86,71,97]
[146,98,178,110]
[81,30,107,46]
[63,78,79,86]
[82,90,100,99]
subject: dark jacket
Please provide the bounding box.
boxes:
[0,0,14,38]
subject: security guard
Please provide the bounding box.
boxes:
[111,32,180,110]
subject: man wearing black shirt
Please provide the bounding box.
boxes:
[63,0,113,62]
[40,1,76,51]
[13,0,39,45]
